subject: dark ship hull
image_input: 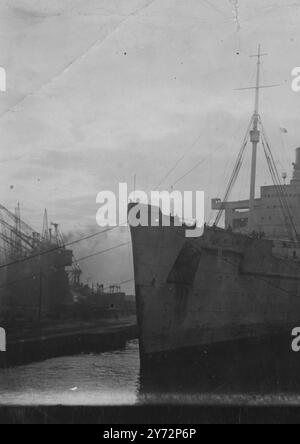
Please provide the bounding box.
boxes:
[0,247,73,321]
[4,246,72,319]
[130,210,300,365]
[0,203,74,322]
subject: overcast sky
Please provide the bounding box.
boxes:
[0,0,300,290]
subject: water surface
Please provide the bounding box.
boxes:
[2,339,300,406]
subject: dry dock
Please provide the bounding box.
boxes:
[0,316,137,367]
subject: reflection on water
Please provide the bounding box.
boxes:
[2,338,300,405]
[139,334,300,405]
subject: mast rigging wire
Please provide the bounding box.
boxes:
[214,116,253,226]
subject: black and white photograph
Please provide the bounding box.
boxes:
[1,0,300,426]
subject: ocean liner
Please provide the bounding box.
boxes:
[129,46,300,365]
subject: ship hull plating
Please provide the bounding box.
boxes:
[130,205,300,365]
[0,248,72,320]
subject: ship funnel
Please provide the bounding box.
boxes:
[291,147,300,184]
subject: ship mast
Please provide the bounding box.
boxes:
[249,45,263,228]
[236,45,278,230]
[214,47,299,241]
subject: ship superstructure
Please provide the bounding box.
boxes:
[212,149,300,242]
